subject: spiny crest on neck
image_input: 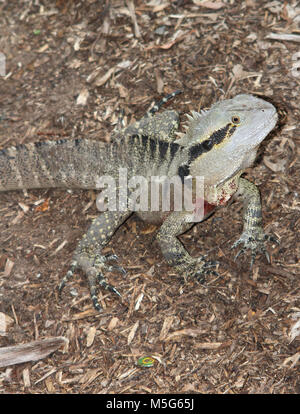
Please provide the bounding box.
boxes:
[175,108,213,143]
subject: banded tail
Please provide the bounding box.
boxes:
[0,138,108,191]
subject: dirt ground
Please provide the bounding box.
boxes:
[0,0,299,394]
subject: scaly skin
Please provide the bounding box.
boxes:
[0,92,278,311]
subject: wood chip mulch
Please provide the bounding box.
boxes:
[0,0,299,394]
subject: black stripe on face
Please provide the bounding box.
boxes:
[188,142,204,161]
[211,124,236,145]
[201,139,213,151]
[188,123,234,162]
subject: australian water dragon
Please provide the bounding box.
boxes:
[0,92,278,311]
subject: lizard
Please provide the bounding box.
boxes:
[0,92,278,312]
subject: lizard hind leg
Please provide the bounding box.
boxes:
[58,210,131,312]
[157,211,219,284]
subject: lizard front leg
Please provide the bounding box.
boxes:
[156,211,218,282]
[59,210,132,311]
[112,91,181,142]
[231,177,278,266]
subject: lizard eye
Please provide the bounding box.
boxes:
[231,115,240,125]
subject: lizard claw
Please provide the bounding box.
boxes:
[233,246,246,261]
[88,254,125,311]
[231,230,278,268]
[104,254,127,275]
[96,272,122,297]
[58,260,78,294]
[104,253,119,261]
[59,253,126,312]
[88,265,123,313]
[106,264,127,276]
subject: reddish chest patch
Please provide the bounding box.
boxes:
[204,199,217,215]
[191,197,216,222]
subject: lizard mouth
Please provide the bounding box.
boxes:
[247,111,278,145]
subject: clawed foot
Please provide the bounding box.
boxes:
[231,231,279,268]
[58,253,126,312]
[100,254,127,277]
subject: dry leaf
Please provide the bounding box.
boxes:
[192,0,224,9]
[0,312,14,336]
[126,0,141,38]
[289,313,300,343]
[155,68,164,94]
[22,367,31,388]
[2,258,14,277]
[266,33,300,42]
[181,383,198,392]
[195,342,222,349]
[159,316,174,340]
[79,368,102,386]
[128,321,139,345]
[164,327,207,341]
[66,309,98,320]
[35,198,50,212]
[232,63,245,79]
[86,326,97,347]
[45,376,55,392]
[263,156,286,172]
[11,210,25,225]
[76,88,89,106]
[152,3,170,12]
[281,352,300,369]
[117,83,129,99]
[234,374,246,388]
[50,240,68,256]
[18,202,29,213]
[134,293,144,311]
[108,316,120,331]
[146,30,193,50]
[94,67,115,87]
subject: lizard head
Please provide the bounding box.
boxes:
[178,94,278,186]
